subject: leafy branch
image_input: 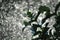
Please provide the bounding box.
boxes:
[23,2,60,40]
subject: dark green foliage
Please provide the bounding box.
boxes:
[23,6,51,40]
[23,12,33,26]
[38,6,51,24]
[23,2,60,40]
[38,6,50,13]
[35,6,50,22]
[57,12,60,16]
[24,21,29,26]
[23,5,52,40]
[27,11,33,18]
[35,2,60,40]
[55,2,60,13]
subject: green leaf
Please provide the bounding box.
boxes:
[57,12,60,16]
[24,21,29,26]
[39,6,50,13]
[27,11,32,18]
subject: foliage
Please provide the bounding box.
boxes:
[23,2,60,40]
[0,0,60,40]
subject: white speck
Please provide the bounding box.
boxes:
[56,39,58,40]
[33,34,39,39]
[35,11,38,13]
[15,4,20,9]
[43,11,46,14]
[37,27,42,32]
